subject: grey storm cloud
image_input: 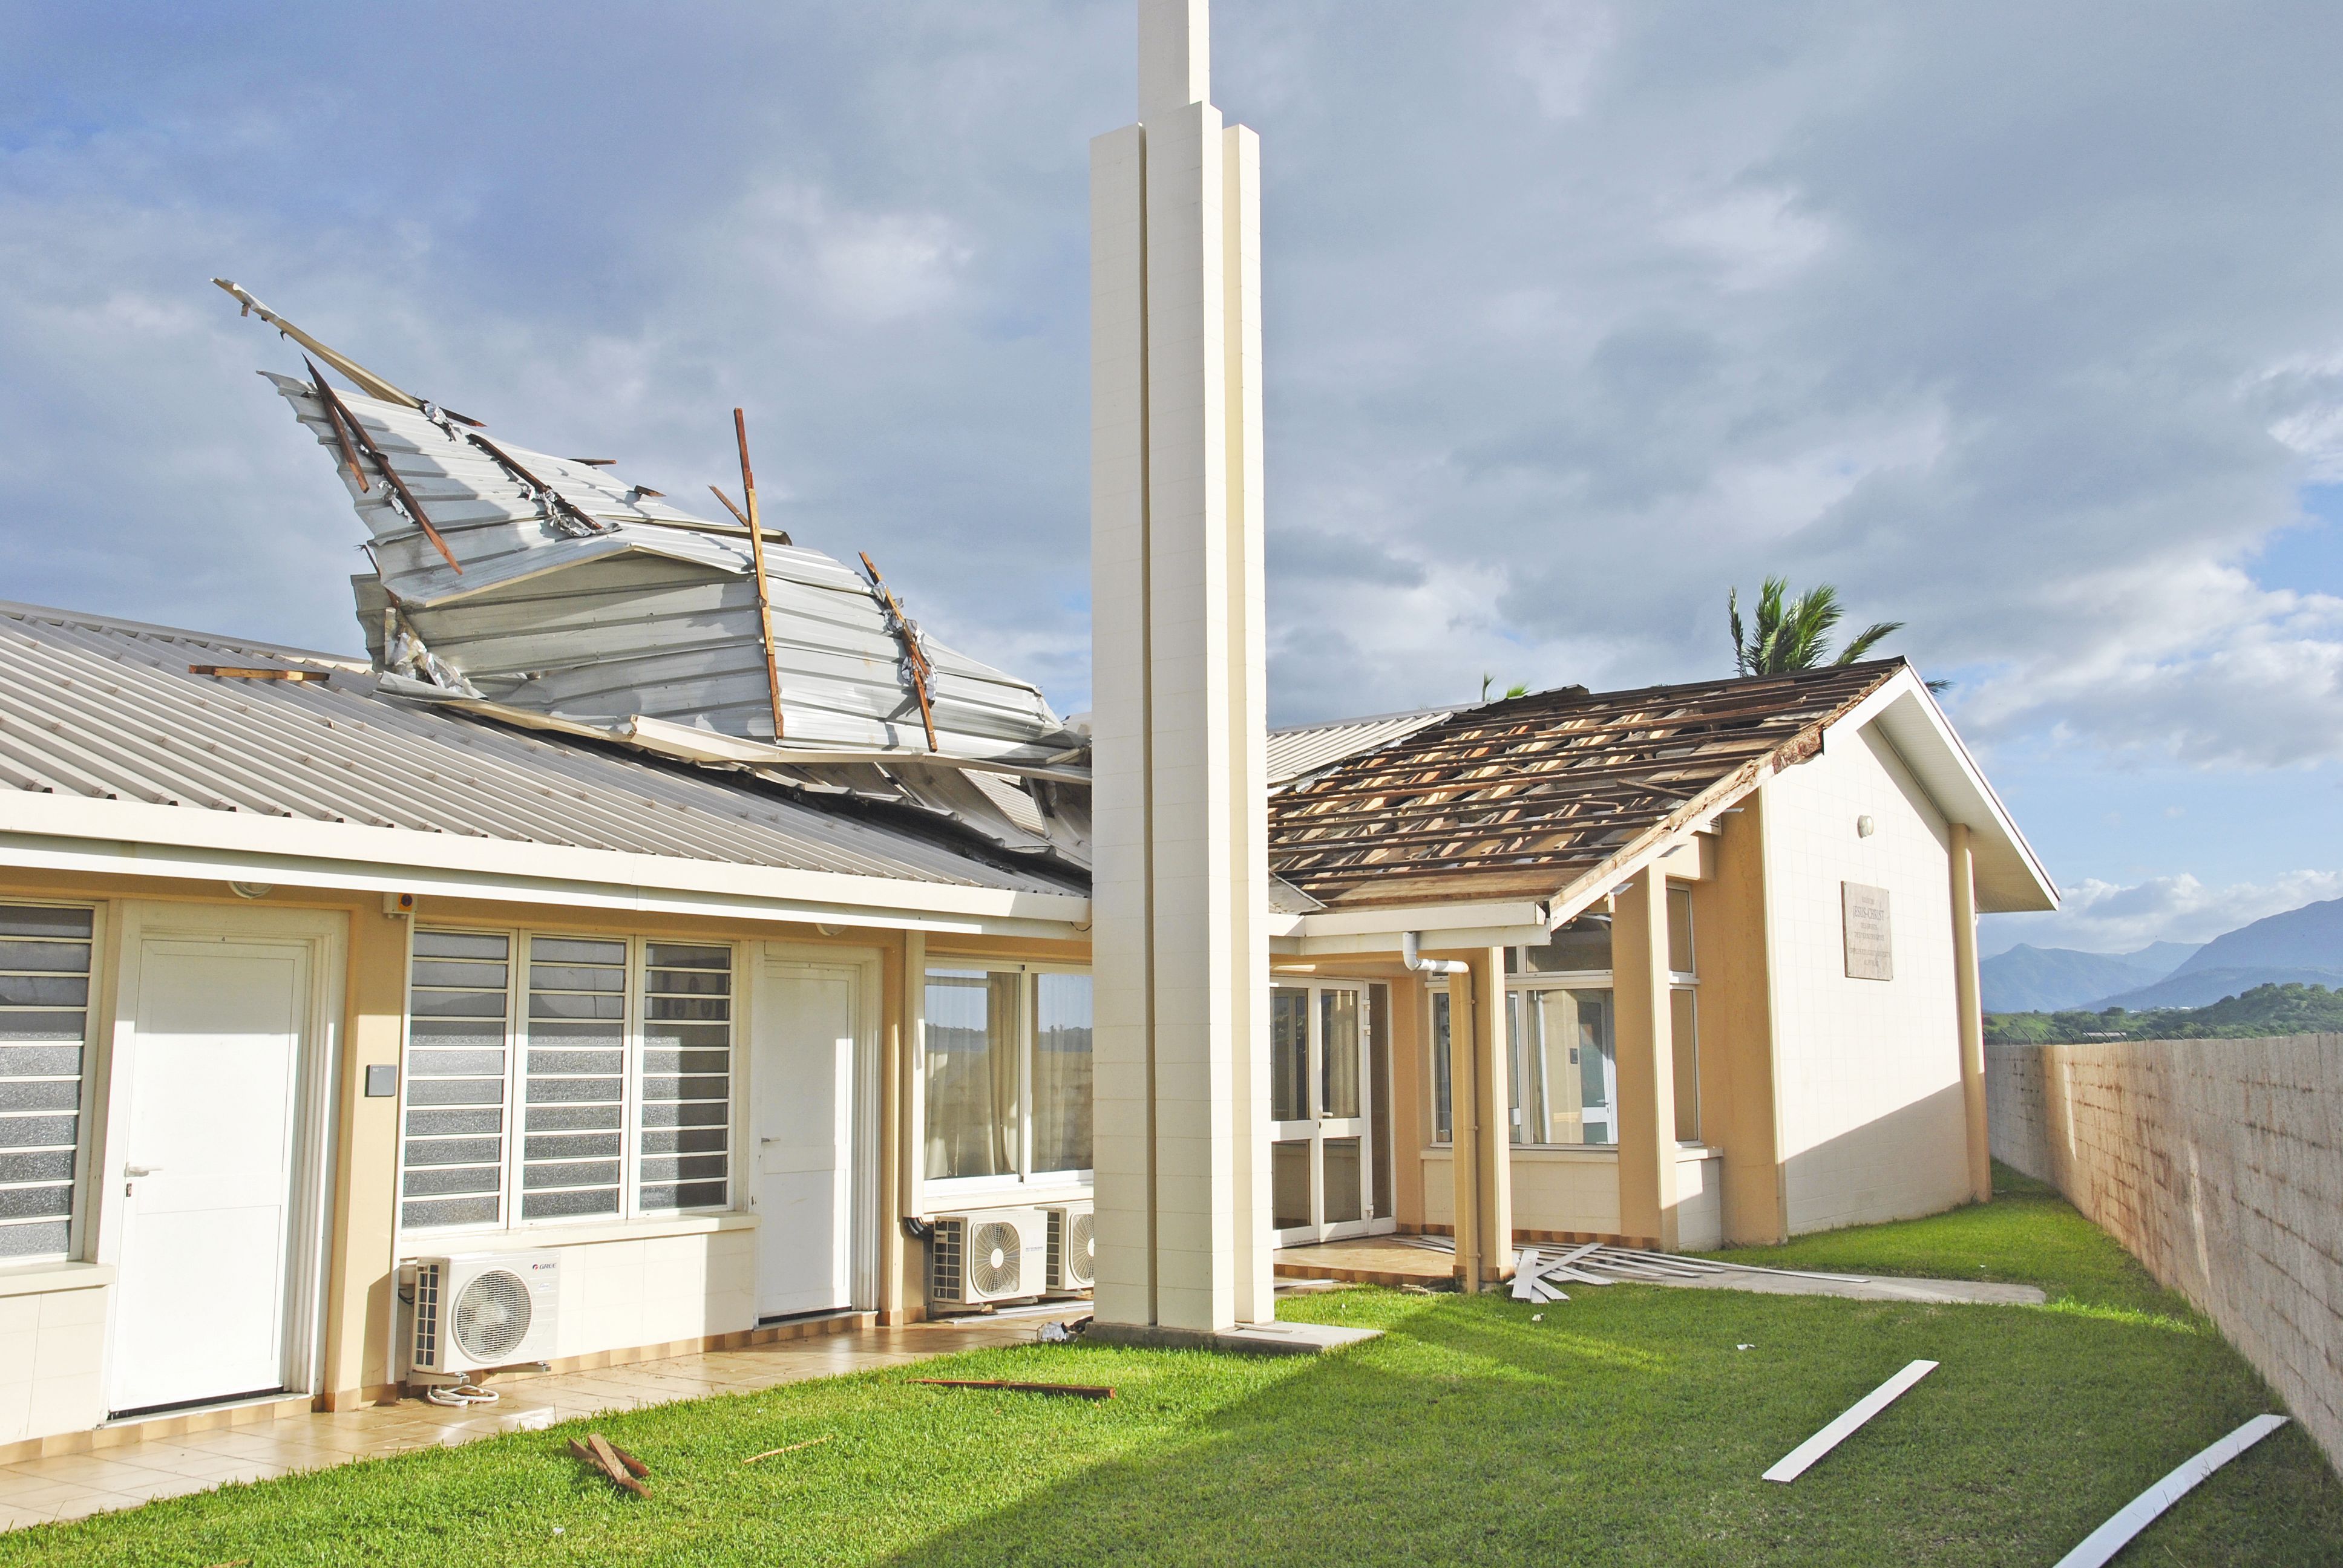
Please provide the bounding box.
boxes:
[4,0,2342,776]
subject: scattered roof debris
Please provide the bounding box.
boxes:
[2052,1415,2290,1568]
[569,1432,649,1495]
[913,1378,1114,1399]
[215,280,1091,871]
[742,1434,833,1464]
[1762,1359,1938,1483]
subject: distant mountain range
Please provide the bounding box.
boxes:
[1984,896,2343,1013]
[1981,941,2200,1012]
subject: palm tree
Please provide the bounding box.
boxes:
[1727,577,1907,678]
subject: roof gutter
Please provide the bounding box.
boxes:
[0,794,1090,938]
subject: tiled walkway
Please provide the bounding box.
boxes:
[0,1308,1082,1534]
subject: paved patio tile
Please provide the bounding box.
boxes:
[0,1307,1086,1534]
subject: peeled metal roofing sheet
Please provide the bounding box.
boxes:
[0,603,1077,895]
[263,374,1083,768]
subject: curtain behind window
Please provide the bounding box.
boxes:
[1032,973,1093,1173]
[924,970,1020,1179]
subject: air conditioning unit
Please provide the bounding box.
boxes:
[1045,1203,1095,1293]
[928,1207,1046,1308]
[405,1252,560,1382]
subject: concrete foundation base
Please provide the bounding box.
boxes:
[1086,1319,1382,1357]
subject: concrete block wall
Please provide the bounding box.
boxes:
[1988,1035,2343,1473]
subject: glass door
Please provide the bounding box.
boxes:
[1270,981,1376,1244]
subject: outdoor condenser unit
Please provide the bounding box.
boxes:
[1044,1202,1096,1293]
[405,1252,561,1382]
[928,1208,1047,1308]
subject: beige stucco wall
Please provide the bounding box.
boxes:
[1989,1035,2343,1474]
[0,1269,111,1445]
[0,863,1077,1440]
[1421,1149,1623,1237]
[1763,725,1970,1234]
[1676,1151,1723,1250]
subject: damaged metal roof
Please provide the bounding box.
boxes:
[1267,705,1455,791]
[0,602,1081,896]
[1267,664,1905,910]
[215,281,1092,871]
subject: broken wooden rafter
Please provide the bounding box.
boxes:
[568,1432,649,1496]
[733,410,788,745]
[302,358,462,575]
[707,485,750,526]
[188,665,329,682]
[742,1434,833,1464]
[860,551,939,752]
[463,427,609,539]
[914,1379,1113,1400]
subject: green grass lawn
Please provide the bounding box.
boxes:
[11,1171,2338,1566]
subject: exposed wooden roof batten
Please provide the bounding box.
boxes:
[1267,662,1902,909]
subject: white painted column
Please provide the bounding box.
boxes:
[1090,0,1273,1337]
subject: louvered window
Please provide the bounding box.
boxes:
[399,927,733,1234]
[401,931,511,1230]
[638,944,731,1212]
[522,936,626,1221]
[0,904,92,1262]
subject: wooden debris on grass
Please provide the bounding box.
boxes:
[568,1432,649,1496]
[743,1434,834,1465]
[914,1379,1114,1400]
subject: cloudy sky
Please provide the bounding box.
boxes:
[4,2,2339,955]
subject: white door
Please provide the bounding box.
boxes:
[1270,982,1376,1246]
[110,936,312,1416]
[752,962,857,1319]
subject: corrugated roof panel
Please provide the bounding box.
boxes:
[1266,707,1452,790]
[0,603,1079,896]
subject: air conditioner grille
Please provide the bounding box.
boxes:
[411,1261,444,1370]
[931,1217,965,1301]
[968,1219,1023,1297]
[1067,1210,1096,1287]
[453,1268,534,1364]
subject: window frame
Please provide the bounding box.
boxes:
[919,960,1094,1202]
[396,924,742,1241]
[0,900,102,1267]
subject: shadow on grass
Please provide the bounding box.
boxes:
[873,1288,2343,1568]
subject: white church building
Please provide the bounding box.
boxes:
[0,0,2051,1460]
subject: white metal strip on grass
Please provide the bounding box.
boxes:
[2051,1415,2289,1568]
[1762,1359,1939,1483]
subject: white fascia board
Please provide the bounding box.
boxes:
[1274,900,1554,957]
[1274,921,1551,958]
[1292,898,1548,939]
[0,795,1090,936]
[1832,670,2059,913]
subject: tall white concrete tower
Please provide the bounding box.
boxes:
[1088,0,1275,1341]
